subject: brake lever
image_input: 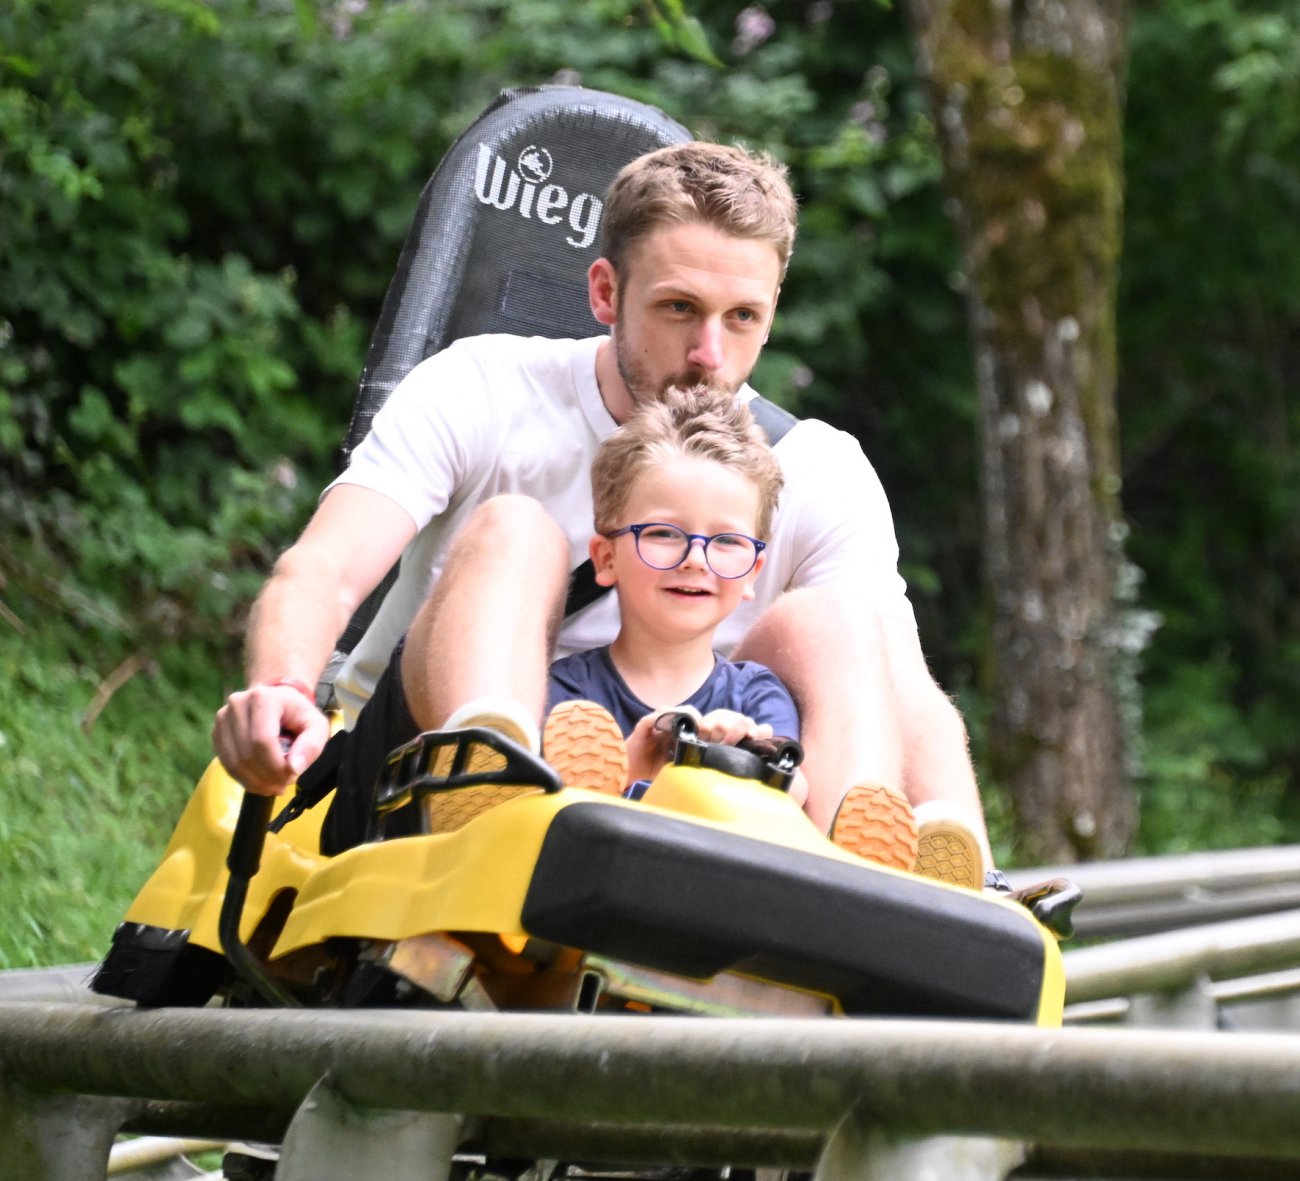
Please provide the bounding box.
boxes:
[1008,876,1084,941]
[654,709,803,792]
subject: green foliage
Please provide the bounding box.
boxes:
[1119,0,1300,841]
[0,0,358,646]
[644,0,724,66]
[1135,657,1297,854]
[2,0,1300,971]
[0,0,961,648]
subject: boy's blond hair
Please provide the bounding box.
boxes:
[592,385,784,540]
[601,142,797,279]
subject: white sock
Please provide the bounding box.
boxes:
[443,697,540,754]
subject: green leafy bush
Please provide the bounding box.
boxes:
[3,0,1300,975]
[1,0,354,646]
[1,0,957,650]
[1120,0,1300,845]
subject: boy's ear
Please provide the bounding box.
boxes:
[590,533,618,586]
[739,552,765,601]
[588,258,618,327]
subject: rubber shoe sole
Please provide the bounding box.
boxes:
[913,802,986,889]
[422,782,544,833]
[543,699,628,796]
[829,782,919,871]
[421,711,545,835]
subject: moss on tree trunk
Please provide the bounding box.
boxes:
[908,0,1135,861]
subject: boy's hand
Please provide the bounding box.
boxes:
[695,708,772,748]
[693,711,808,808]
[626,707,779,784]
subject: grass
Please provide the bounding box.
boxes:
[0,584,237,969]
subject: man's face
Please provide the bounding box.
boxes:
[592,221,782,414]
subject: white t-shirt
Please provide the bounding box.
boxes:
[331,333,913,725]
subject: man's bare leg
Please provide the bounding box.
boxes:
[733,585,991,877]
[731,585,904,833]
[401,495,570,738]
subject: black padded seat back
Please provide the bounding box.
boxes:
[326,86,691,688]
[340,84,692,468]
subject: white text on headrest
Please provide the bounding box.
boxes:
[474,144,604,250]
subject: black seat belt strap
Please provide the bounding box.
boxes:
[747,393,798,448]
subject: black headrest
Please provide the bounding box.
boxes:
[324,87,691,684]
[341,85,692,466]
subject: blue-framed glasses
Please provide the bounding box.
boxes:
[604,522,766,579]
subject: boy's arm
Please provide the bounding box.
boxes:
[212,484,417,795]
[626,713,672,786]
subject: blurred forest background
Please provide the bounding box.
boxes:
[2,0,1298,965]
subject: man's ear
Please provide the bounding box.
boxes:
[739,552,765,602]
[590,533,618,586]
[589,258,618,327]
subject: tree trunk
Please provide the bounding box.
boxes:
[906,0,1136,861]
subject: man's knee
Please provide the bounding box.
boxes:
[750,585,883,652]
[453,495,568,570]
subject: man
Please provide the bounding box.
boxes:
[211,141,989,881]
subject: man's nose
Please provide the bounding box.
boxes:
[686,319,725,371]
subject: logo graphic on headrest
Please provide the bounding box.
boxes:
[517,145,553,184]
[473,143,603,250]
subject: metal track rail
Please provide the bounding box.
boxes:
[1010,845,1300,939]
[4,1003,1300,1161]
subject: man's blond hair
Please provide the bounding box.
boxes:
[601,142,797,278]
[592,385,783,540]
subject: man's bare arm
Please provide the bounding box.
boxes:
[212,485,417,794]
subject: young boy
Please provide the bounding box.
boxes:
[543,384,927,878]
[544,384,809,801]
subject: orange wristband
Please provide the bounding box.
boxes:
[264,677,316,705]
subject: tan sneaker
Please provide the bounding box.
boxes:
[542,699,628,796]
[829,782,919,871]
[421,698,544,834]
[913,800,986,889]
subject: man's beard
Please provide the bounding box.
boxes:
[613,331,741,407]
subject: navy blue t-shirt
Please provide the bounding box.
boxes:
[546,646,800,740]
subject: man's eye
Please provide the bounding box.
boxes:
[733,308,757,323]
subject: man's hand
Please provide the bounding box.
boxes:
[212,682,329,796]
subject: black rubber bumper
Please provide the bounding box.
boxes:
[522,803,1048,1020]
[90,922,230,1007]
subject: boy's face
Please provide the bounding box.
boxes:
[591,454,766,646]
[589,221,781,421]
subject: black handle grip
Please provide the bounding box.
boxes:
[227,791,274,879]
